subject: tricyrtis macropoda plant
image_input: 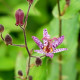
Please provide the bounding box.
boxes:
[32,29,67,58]
[0,0,68,80]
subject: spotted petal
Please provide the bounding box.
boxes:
[43,29,50,38]
[46,53,54,58]
[52,36,64,49]
[32,36,43,49]
[34,50,44,54]
[43,29,50,46]
[53,48,67,53]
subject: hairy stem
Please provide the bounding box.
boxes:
[23,29,30,56]
[22,3,31,78]
[24,3,31,29]
[27,56,31,75]
[12,44,26,47]
[1,33,4,41]
[1,33,25,48]
[57,0,62,80]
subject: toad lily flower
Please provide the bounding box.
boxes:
[32,29,67,58]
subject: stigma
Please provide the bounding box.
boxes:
[43,46,53,53]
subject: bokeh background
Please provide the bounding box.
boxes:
[0,0,80,80]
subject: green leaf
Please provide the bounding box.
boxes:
[49,16,79,80]
[0,57,14,70]
[53,0,80,19]
[0,2,10,14]
[29,57,48,80]
[15,53,27,80]
[35,15,79,80]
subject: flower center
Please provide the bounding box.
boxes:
[43,46,53,53]
[43,43,53,53]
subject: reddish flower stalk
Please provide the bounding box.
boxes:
[57,0,62,80]
[24,3,31,29]
[21,4,32,77]
[66,0,70,6]
[61,0,70,16]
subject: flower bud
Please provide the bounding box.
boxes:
[5,34,12,45]
[28,76,32,80]
[0,24,4,33]
[35,57,42,66]
[15,9,24,26]
[66,0,70,6]
[27,0,33,4]
[18,70,23,76]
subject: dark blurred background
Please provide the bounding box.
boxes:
[0,0,80,80]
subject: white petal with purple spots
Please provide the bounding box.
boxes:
[43,29,50,46]
[53,48,67,53]
[32,36,43,49]
[43,39,48,46]
[43,29,50,38]
[52,36,64,49]
[46,53,54,58]
[34,50,44,54]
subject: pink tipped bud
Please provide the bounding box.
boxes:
[66,0,70,6]
[27,0,33,4]
[0,24,4,33]
[15,9,24,26]
[5,34,12,45]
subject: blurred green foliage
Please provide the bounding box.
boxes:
[0,0,80,80]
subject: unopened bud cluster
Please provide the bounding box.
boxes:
[0,0,36,80]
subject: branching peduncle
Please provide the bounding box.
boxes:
[21,3,31,78]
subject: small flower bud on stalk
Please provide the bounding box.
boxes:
[27,0,33,4]
[0,24,4,33]
[5,34,12,45]
[18,70,23,76]
[35,57,42,66]
[28,76,32,80]
[15,9,24,26]
[66,0,70,6]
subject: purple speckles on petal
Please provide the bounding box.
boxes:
[43,29,50,46]
[46,53,54,58]
[43,29,50,38]
[32,36,43,49]
[43,40,48,46]
[52,35,64,48]
[34,50,44,54]
[53,48,67,53]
